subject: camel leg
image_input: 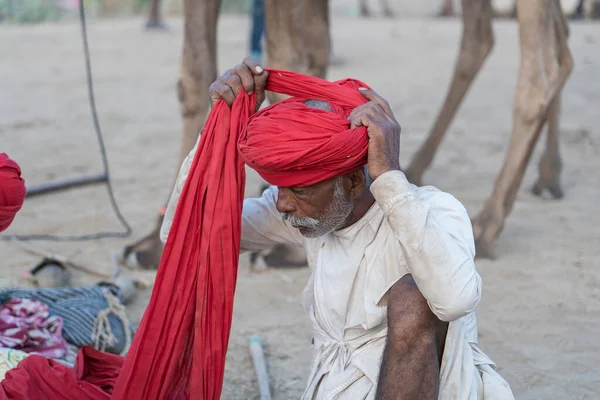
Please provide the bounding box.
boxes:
[145,0,165,29]
[405,0,494,186]
[472,0,573,258]
[531,93,564,199]
[121,0,221,269]
[438,0,455,17]
[178,0,220,166]
[264,0,307,104]
[583,0,596,18]
[304,0,331,79]
[381,0,395,17]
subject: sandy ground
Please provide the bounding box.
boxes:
[1,2,600,399]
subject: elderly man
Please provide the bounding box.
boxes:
[161,59,514,400]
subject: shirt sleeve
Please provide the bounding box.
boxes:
[370,170,482,322]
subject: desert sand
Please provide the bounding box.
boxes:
[1,2,599,399]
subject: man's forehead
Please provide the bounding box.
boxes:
[280,178,334,191]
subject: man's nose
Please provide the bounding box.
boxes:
[276,188,297,214]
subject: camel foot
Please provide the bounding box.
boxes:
[145,21,169,30]
[329,53,346,67]
[120,214,165,270]
[250,244,308,270]
[471,202,504,260]
[531,179,564,199]
[436,8,454,17]
[532,152,564,199]
[404,166,424,187]
[382,8,395,18]
[474,238,495,260]
[263,244,307,268]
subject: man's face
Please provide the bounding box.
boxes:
[276,177,354,238]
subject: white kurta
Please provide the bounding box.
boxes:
[161,144,514,399]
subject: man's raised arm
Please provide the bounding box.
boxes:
[371,170,481,322]
[348,88,481,322]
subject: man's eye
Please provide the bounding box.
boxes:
[291,188,306,196]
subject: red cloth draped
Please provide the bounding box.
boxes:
[0,153,26,232]
[0,69,371,400]
[0,347,122,400]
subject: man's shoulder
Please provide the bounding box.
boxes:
[413,184,469,215]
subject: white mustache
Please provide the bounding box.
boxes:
[281,213,320,229]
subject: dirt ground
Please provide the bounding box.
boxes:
[1,4,600,399]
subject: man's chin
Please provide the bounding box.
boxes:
[297,226,326,239]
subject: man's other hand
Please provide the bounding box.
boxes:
[209,58,268,113]
[348,89,401,180]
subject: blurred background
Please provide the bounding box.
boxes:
[1,1,599,399]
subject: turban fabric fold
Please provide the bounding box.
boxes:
[240,73,371,187]
[0,69,372,400]
[0,153,26,232]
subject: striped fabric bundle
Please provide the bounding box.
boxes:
[0,284,134,355]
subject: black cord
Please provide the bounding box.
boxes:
[1,0,132,242]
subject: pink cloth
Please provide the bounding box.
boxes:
[0,299,67,359]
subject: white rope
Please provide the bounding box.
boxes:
[91,288,132,356]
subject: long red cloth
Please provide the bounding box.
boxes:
[0,153,26,232]
[0,347,123,400]
[0,70,371,400]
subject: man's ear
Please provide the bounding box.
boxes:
[347,169,367,199]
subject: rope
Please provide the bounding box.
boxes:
[91,287,132,356]
[0,0,132,242]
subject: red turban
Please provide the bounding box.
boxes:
[0,69,373,400]
[0,153,26,232]
[239,73,371,187]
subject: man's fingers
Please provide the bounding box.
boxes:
[222,74,244,98]
[243,57,269,101]
[358,88,394,118]
[349,104,387,128]
[349,109,381,129]
[243,57,265,75]
[233,63,256,94]
[209,82,236,106]
[254,69,269,95]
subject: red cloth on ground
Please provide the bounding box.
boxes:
[0,153,26,232]
[0,347,122,400]
[0,69,371,400]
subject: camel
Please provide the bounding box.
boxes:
[405,0,572,257]
[122,0,572,268]
[120,0,329,269]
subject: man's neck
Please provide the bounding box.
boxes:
[341,190,376,230]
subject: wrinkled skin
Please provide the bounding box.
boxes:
[210,58,402,239]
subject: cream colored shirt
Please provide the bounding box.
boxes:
[161,142,514,399]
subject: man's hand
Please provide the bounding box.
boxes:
[209,57,269,113]
[348,89,401,180]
